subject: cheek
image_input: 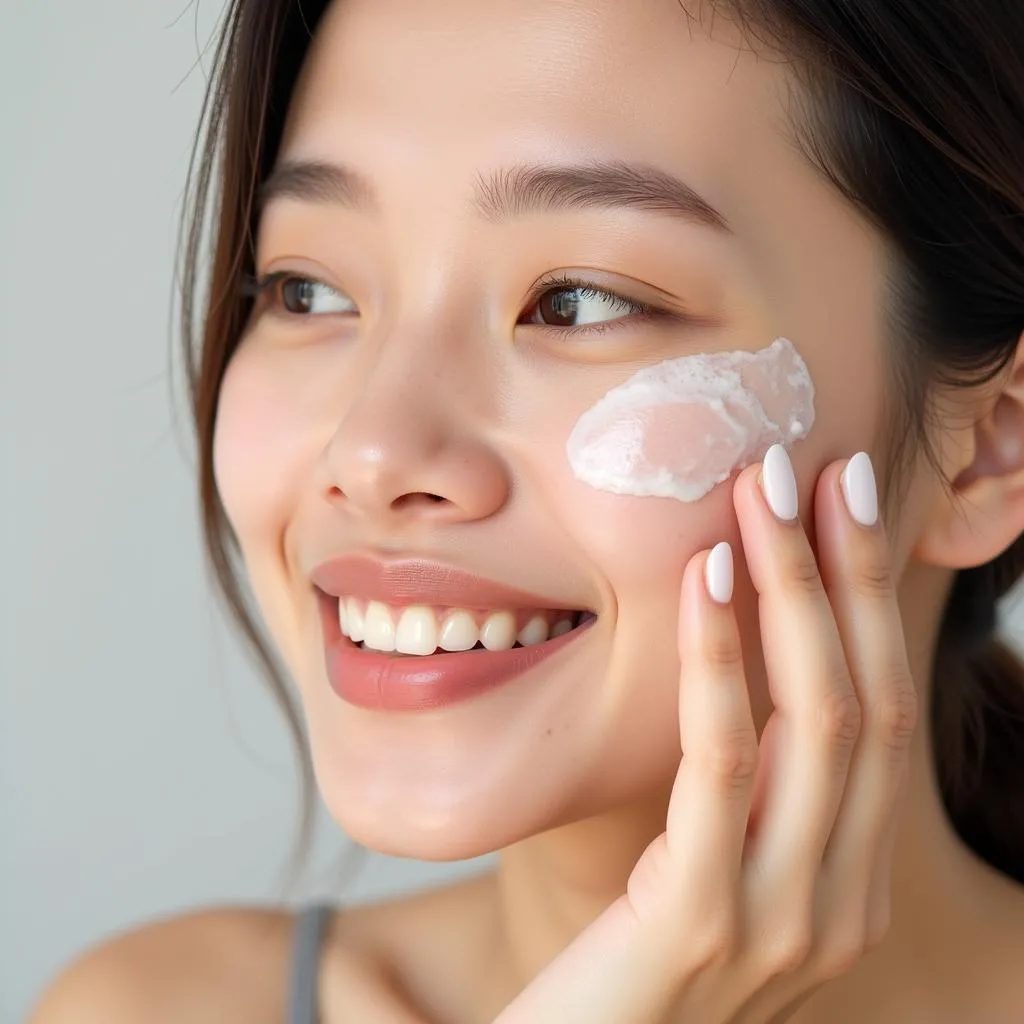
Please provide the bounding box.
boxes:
[513,383,740,620]
[511,363,759,612]
[562,476,735,597]
[212,349,334,675]
[513,337,817,609]
[529,422,780,748]
[567,338,814,504]
[523,424,752,791]
[212,349,315,548]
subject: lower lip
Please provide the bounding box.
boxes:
[318,594,595,712]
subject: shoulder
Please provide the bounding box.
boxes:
[27,875,500,1024]
[28,905,303,1024]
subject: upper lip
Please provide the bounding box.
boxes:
[310,554,584,611]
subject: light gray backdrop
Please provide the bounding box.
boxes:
[3,4,1023,1024]
[1,4,489,1022]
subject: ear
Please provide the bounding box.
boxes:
[915,334,1024,569]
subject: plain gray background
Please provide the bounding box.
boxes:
[1,4,490,1022]
[4,4,1024,1024]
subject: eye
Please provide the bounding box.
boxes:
[243,272,356,317]
[520,274,658,335]
[241,270,682,335]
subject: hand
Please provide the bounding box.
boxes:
[493,446,919,1024]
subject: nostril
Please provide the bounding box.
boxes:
[391,492,448,510]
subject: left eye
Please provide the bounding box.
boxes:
[524,282,650,329]
[249,273,356,316]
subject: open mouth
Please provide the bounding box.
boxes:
[331,596,597,657]
[315,583,599,711]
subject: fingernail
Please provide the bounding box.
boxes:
[760,444,799,522]
[841,451,878,527]
[705,541,734,604]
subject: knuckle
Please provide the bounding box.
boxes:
[817,687,863,749]
[767,922,814,974]
[783,552,824,597]
[868,680,919,750]
[625,836,671,920]
[702,627,744,672]
[697,730,760,792]
[817,928,867,978]
[849,545,894,599]
[689,913,740,968]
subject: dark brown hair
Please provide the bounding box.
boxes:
[178,0,1024,887]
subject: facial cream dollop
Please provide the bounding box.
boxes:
[566,336,815,502]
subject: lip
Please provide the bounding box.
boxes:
[309,554,586,612]
[316,591,596,712]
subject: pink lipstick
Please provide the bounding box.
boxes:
[311,556,595,711]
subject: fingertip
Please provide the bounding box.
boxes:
[705,541,734,605]
[731,462,763,508]
[677,545,728,653]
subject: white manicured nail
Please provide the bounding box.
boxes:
[761,444,799,522]
[841,451,878,527]
[705,542,734,604]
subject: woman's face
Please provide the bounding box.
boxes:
[213,0,899,858]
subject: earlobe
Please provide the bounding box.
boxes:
[915,338,1024,570]
[916,460,1024,569]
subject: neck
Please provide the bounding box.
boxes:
[493,786,672,990]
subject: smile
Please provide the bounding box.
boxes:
[338,598,590,656]
[317,593,596,712]
[310,555,597,712]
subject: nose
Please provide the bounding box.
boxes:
[316,343,510,530]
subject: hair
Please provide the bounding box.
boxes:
[177,0,1024,887]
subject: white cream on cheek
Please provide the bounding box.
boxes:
[566,337,815,502]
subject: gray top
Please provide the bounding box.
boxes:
[288,903,333,1024]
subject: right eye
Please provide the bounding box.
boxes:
[245,272,357,317]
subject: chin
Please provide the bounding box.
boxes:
[318,782,548,861]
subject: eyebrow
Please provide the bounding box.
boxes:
[258,158,732,233]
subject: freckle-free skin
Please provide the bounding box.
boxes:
[566,337,816,501]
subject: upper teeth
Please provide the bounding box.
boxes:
[339,598,578,655]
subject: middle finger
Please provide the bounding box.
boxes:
[734,444,862,885]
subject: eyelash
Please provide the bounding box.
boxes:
[241,270,679,338]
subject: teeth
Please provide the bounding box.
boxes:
[363,601,396,652]
[395,605,438,656]
[344,597,364,642]
[438,610,479,652]
[517,616,549,647]
[337,598,589,655]
[479,611,516,652]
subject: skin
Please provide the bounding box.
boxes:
[29,0,1024,1022]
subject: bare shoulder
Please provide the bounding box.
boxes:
[28,905,301,1024]
[24,883,485,1024]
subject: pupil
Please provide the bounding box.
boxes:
[540,288,579,327]
[283,279,314,313]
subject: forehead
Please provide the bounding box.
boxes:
[281,0,799,215]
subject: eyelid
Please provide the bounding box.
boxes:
[242,270,355,321]
[528,270,663,309]
[242,269,341,300]
[526,271,650,310]
[520,271,701,340]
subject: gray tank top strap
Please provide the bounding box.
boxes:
[288,903,334,1024]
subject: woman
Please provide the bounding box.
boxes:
[31,0,1024,1021]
